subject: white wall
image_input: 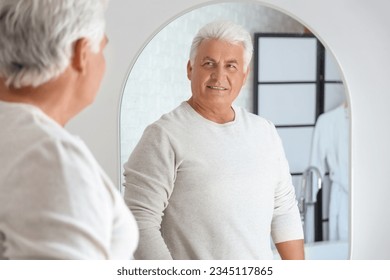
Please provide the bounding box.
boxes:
[66,0,390,259]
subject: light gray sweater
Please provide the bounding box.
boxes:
[124,102,303,259]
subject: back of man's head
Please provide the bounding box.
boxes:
[0,0,108,89]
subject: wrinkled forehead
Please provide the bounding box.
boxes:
[196,39,245,61]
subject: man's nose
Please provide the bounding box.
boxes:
[211,66,226,80]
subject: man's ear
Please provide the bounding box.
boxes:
[71,38,89,74]
[243,66,250,85]
[186,60,192,81]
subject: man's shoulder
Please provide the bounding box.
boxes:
[147,102,190,132]
[237,107,276,129]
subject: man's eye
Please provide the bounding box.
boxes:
[203,62,214,66]
[227,64,237,69]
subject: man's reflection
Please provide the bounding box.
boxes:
[123,21,304,260]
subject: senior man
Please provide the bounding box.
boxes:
[0,0,138,259]
[124,20,304,260]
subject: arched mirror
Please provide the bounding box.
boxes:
[120,1,350,260]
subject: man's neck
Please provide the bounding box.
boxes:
[0,72,76,127]
[187,97,235,124]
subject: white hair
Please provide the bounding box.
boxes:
[0,0,108,88]
[189,20,253,70]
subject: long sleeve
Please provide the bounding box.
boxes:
[123,124,176,260]
[270,125,304,244]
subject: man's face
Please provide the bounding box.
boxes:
[187,39,249,109]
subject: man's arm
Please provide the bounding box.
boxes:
[124,124,176,260]
[269,124,305,256]
[275,239,305,260]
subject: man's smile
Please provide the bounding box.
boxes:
[207,85,228,90]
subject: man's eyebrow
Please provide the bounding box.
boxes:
[226,59,239,64]
[201,56,216,62]
[201,57,240,64]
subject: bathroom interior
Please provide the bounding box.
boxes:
[68,0,390,259]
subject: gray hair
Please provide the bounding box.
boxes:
[189,20,253,70]
[0,0,108,88]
